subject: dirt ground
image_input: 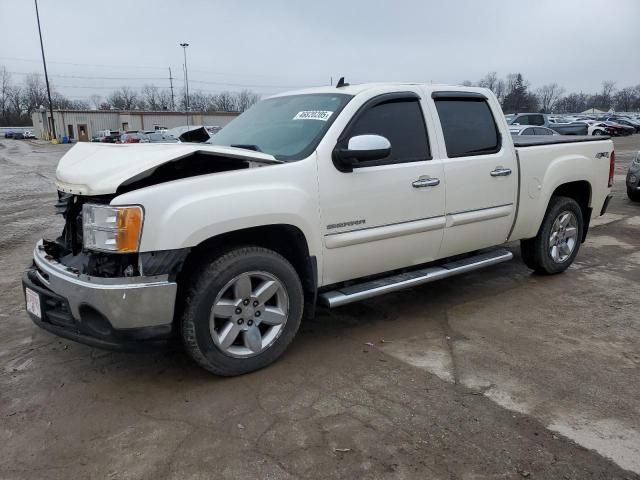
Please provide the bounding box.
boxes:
[1,135,639,480]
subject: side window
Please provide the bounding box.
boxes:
[514,115,528,125]
[535,127,552,135]
[522,128,535,135]
[434,99,501,158]
[530,115,545,126]
[346,98,430,165]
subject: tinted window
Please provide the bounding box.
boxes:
[530,115,545,126]
[347,98,430,164]
[514,115,529,125]
[434,99,500,157]
[535,127,553,135]
[522,128,535,135]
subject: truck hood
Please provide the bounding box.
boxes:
[55,143,281,195]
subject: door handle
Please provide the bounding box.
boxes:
[412,176,440,188]
[490,167,512,177]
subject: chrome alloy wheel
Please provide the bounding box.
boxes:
[548,211,578,263]
[209,271,289,358]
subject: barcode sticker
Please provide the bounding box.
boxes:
[293,110,333,121]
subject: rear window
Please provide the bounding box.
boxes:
[434,99,501,157]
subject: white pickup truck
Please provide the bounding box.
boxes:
[23,83,615,375]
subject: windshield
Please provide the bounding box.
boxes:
[208,93,353,161]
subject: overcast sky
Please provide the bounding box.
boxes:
[1,0,638,101]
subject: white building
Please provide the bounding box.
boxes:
[31,109,239,141]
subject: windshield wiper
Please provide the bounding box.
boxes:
[230,144,262,152]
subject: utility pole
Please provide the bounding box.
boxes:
[179,42,190,126]
[168,67,175,111]
[34,0,55,140]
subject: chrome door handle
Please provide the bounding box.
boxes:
[490,168,512,177]
[412,176,440,188]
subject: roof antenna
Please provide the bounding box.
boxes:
[336,77,349,88]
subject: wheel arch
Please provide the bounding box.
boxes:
[175,224,318,323]
[550,180,592,242]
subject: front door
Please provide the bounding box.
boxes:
[317,91,446,285]
[430,93,517,258]
[77,124,89,142]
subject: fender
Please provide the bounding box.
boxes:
[112,157,324,276]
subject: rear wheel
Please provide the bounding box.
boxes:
[181,247,304,376]
[593,129,604,136]
[628,186,640,202]
[520,196,584,275]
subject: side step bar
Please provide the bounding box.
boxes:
[318,248,513,308]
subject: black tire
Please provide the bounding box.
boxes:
[628,186,640,202]
[520,196,584,275]
[181,246,304,376]
[593,129,604,136]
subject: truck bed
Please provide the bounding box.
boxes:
[513,135,610,147]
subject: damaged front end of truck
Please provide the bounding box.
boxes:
[22,143,281,351]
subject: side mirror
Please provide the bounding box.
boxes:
[334,134,391,171]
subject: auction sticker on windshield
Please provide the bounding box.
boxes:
[25,288,41,319]
[293,110,333,121]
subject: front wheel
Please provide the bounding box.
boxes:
[628,186,640,202]
[181,247,304,376]
[520,196,584,275]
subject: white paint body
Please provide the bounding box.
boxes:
[54,84,614,288]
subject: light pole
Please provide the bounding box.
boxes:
[34,0,56,140]
[179,42,190,126]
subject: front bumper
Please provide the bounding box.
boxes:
[22,240,178,351]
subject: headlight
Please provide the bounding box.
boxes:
[630,153,640,173]
[82,204,143,253]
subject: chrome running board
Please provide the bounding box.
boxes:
[318,248,513,308]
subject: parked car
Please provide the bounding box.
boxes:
[22,83,615,376]
[117,132,143,144]
[509,125,559,136]
[508,113,588,135]
[627,151,640,201]
[601,121,634,136]
[140,132,179,143]
[605,117,640,133]
[12,131,25,139]
[4,130,17,138]
[573,121,611,136]
[24,130,36,139]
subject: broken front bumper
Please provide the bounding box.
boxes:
[22,240,178,351]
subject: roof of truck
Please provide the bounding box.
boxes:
[268,82,490,98]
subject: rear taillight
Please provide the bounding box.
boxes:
[608,151,615,188]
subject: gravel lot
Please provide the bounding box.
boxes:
[1,136,639,480]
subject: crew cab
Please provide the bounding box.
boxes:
[23,83,615,376]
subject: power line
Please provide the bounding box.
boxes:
[7,70,308,90]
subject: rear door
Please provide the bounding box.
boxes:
[316,90,445,285]
[430,91,517,258]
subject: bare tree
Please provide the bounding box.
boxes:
[600,81,616,109]
[88,94,102,110]
[22,73,48,116]
[236,89,260,112]
[0,66,12,122]
[141,85,161,110]
[536,83,565,113]
[107,86,138,110]
[478,72,498,91]
[614,87,637,112]
[214,91,238,112]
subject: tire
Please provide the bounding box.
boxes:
[593,129,604,136]
[181,246,304,376]
[628,186,640,202]
[520,196,584,275]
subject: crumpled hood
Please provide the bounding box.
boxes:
[55,142,280,195]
